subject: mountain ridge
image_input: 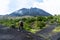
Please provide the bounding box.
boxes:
[9,8,52,16]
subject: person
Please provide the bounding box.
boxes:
[18,20,24,31]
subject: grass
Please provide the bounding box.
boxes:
[53,26,60,32]
[30,29,40,33]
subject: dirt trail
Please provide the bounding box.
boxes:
[36,23,57,35]
[36,22,58,40]
[0,25,44,40]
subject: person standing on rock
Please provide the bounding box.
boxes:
[18,20,24,31]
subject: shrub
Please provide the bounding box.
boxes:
[10,24,16,28]
[33,21,46,29]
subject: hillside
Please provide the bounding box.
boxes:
[9,8,52,16]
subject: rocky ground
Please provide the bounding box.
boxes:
[0,25,44,40]
[0,22,60,40]
[36,22,60,40]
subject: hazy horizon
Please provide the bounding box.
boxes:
[0,0,60,15]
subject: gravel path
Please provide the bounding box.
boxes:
[0,25,44,40]
[50,32,60,40]
[36,22,58,40]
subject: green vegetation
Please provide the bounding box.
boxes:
[53,25,60,32]
[0,15,58,33]
[1,15,60,40]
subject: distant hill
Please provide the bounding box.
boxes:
[9,8,52,16]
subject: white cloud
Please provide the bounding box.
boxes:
[8,0,35,14]
[0,0,9,15]
[17,0,34,9]
[0,0,36,15]
[17,0,43,9]
[33,0,60,15]
[0,0,60,15]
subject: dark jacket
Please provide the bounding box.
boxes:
[20,22,23,26]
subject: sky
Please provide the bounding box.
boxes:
[0,0,60,15]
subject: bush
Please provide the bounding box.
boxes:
[26,18,35,23]
[36,16,47,22]
[39,21,46,29]
[47,16,53,20]
[50,19,55,24]
[10,24,16,28]
[33,21,46,29]
[22,18,27,22]
[24,22,32,31]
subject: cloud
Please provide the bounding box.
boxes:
[0,0,37,15]
[0,0,9,15]
[33,0,60,15]
[9,0,42,14]
[16,0,43,9]
[9,0,60,15]
[16,0,34,9]
[0,0,60,15]
[8,0,35,14]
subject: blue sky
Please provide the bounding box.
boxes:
[0,0,60,15]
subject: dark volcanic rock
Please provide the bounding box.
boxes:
[0,25,45,40]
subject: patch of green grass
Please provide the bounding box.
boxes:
[53,26,60,32]
[29,29,40,33]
